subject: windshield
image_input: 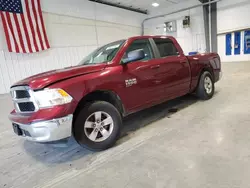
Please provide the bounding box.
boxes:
[79,40,125,65]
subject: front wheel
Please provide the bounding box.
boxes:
[73,101,122,151]
[196,71,215,100]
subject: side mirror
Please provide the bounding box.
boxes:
[122,49,145,64]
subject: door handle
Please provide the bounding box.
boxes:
[150,65,160,69]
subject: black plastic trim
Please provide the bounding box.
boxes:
[149,38,161,58]
[89,0,148,14]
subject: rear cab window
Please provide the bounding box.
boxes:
[153,38,179,57]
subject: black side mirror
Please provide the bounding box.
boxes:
[123,49,145,64]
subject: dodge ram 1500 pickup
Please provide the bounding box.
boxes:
[9,36,221,151]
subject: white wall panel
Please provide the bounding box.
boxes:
[49,23,98,46]
[97,25,141,46]
[0,46,88,93]
[217,0,250,34]
[0,51,10,93]
[41,0,146,27]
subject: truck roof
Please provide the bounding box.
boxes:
[127,35,176,40]
[110,35,177,45]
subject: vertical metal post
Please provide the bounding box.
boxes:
[200,0,217,52]
[200,0,210,52]
[210,1,218,52]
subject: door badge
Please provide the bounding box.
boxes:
[125,78,137,87]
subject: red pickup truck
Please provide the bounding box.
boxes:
[9,36,221,151]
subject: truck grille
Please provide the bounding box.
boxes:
[15,90,30,99]
[10,86,38,113]
[18,102,36,112]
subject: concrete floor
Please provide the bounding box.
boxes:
[1,62,250,188]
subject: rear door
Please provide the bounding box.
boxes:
[119,39,164,111]
[151,38,191,98]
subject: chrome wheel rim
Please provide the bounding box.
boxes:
[204,76,213,94]
[84,111,114,142]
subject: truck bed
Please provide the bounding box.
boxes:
[186,53,221,92]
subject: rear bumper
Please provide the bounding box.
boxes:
[11,114,73,142]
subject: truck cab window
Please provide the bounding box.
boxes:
[122,39,153,63]
[153,38,179,57]
[79,40,125,65]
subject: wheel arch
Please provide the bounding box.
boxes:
[192,65,214,93]
[72,90,125,129]
[199,65,215,82]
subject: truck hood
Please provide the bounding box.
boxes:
[12,64,106,89]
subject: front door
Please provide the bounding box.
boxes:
[118,39,163,111]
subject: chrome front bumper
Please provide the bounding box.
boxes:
[12,115,73,142]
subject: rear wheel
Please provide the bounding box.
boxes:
[73,101,122,151]
[196,71,215,100]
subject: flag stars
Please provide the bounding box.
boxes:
[1,0,22,13]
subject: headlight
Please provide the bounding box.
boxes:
[33,88,73,108]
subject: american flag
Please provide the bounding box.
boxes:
[0,0,50,53]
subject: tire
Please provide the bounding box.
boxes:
[196,71,215,100]
[73,101,122,151]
